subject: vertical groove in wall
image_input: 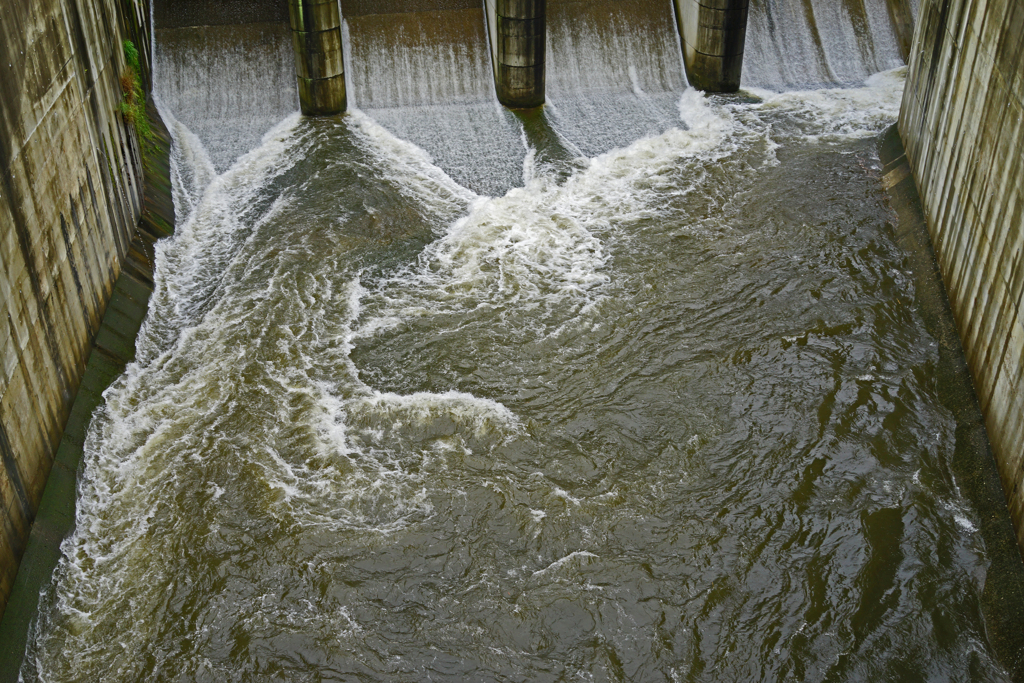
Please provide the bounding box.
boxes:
[0,426,32,533]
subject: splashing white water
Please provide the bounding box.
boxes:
[737,67,907,141]
[351,87,738,343]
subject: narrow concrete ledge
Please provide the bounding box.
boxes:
[0,100,175,683]
[879,124,1024,680]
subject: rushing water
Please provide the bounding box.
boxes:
[17,4,1016,682]
[743,0,908,89]
[546,0,687,156]
[345,9,524,197]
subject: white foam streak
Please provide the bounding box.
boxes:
[347,108,476,211]
[354,89,737,341]
[531,551,599,577]
[737,67,906,141]
[351,390,520,434]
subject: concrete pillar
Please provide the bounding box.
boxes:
[487,0,545,109]
[289,0,346,115]
[673,0,749,92]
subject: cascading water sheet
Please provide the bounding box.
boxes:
[743,0,906,89]
[155,23,299,173]
[345,10,525,197]
[545,0,689,156]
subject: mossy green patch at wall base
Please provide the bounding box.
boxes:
[120,40,155,145]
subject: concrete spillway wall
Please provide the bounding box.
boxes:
[899,0,1024,550]
[0,0,151,619]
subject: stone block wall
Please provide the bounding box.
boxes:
[0,0,149,619]
[899,0,1024,549]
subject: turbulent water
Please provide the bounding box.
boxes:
[18,5,1016,682]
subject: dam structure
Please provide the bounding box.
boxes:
[290,0,348,114]
[2,0,1024,680]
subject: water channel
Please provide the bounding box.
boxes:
[17,0,1020,680]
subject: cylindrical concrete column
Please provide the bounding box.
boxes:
[492,0,545,108]
[673,0,749,92]
[289,0,346,115]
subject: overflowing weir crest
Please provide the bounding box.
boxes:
[156,24,299,172]
[8,0,1024,679]
[744,0,909,90]
[151,0,914,176]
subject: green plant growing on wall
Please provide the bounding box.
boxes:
[119,39,153,146]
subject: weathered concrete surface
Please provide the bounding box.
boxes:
[290,0,347,114]
[880,124,1024,679]
[899,0,1024,556]
[0,0,152,620]
[672,0,749,91]
[0,99,173,683]
[485,0,546,108]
